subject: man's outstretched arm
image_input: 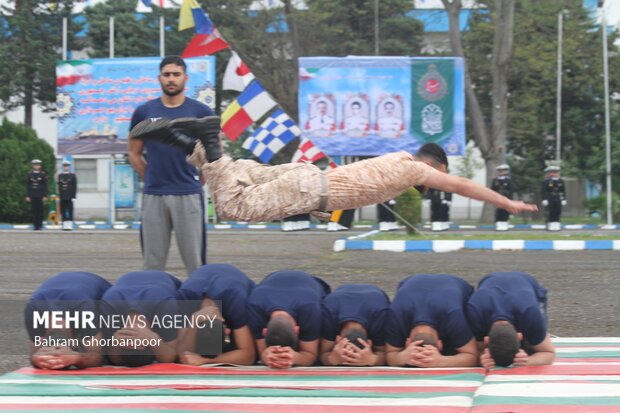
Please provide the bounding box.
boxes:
[423,168,537,215]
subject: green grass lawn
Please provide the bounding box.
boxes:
[368,232,620,241]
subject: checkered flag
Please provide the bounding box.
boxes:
[292,136,328,164]
[242,109,300,162]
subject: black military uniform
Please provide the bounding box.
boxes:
[541,165,566,230]
[58,161,77,228]
[491,164,513,230]
[427,189,452,231]
[26,159,48,230]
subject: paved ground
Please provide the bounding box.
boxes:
[0,228,618,373]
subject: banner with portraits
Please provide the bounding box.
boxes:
[56,57,216,155]
[298,56,465,156]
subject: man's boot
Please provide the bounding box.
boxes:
[170,116,222,162]
[129,118,197,155]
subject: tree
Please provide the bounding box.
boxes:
[83,0,193,58]
[82,0,423,118]
[463,0,620,199]
[441,0,515,222]
[0,0,82,126]
[292,0,423,57]
[205,0,424,162]
[0,119,55,223]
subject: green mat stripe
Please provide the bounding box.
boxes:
[555,352,620,358]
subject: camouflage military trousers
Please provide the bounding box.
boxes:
[201,151,430,222]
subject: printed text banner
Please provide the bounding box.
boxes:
[56,56,216,155]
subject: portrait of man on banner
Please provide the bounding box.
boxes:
[341,94,370,138]
[376,96,404,138]
[305,94,336,137]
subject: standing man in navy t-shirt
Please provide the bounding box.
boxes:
[385,274,478,368]
[466,272,555,368]
[248,270,330,369]
[176,263,256,365]
[128,55,214,275]
[320,284,390,366]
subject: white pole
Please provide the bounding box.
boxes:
[62,17,67,60]
[601,7,613,225]
[374,0,379,55]
[109,16,114,58]
[160,15,165,57]
[109,157,115,224]
[556,12,562,164]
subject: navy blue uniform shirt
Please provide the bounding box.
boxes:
[321,284,390,346]
[466,272,548,346]
[25,272,111,341]
[386,274,474,355]
[101,271,181,342]
[177,264,256,330]
[248,270,330,342]
[130,98,213,195]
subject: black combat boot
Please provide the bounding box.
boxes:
[170,116,222,162]
[129,118,197,155]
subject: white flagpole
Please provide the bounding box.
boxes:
[62,17,67,60]
[109,16,115,58]
[374,0,379,55]
[160,15,165,57]
[601,4,613,225]
[556,11,562,164]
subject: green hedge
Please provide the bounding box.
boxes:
[395,188,423,234]
[585,192,620,222]
[0,119,55,223]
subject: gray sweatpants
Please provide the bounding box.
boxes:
[141,193,206,275]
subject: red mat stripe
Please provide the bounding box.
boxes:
[0,403,470,412]
[94,384,480,393]
[471,405,620,413]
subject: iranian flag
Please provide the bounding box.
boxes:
[56,60,93,87]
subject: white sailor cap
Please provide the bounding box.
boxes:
[31,159,42,164]
[496,164,510,171]
[62,160,71,165]
[545,165,560,172]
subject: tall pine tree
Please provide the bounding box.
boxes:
[0,0,82,126]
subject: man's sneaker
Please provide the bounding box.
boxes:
[170,116,223,162]
[130,118,197,155]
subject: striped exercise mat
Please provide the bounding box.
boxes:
[472,337,620,413]
[0,337,618,412]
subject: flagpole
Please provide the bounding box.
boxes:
[374,0,379,55]
[160,15,165,57]
[601,3,613,225]
[62,17,67,60]
[109,16,115,58]
[556,11,562,164]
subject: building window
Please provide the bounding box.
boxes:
[75,159,97,190]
